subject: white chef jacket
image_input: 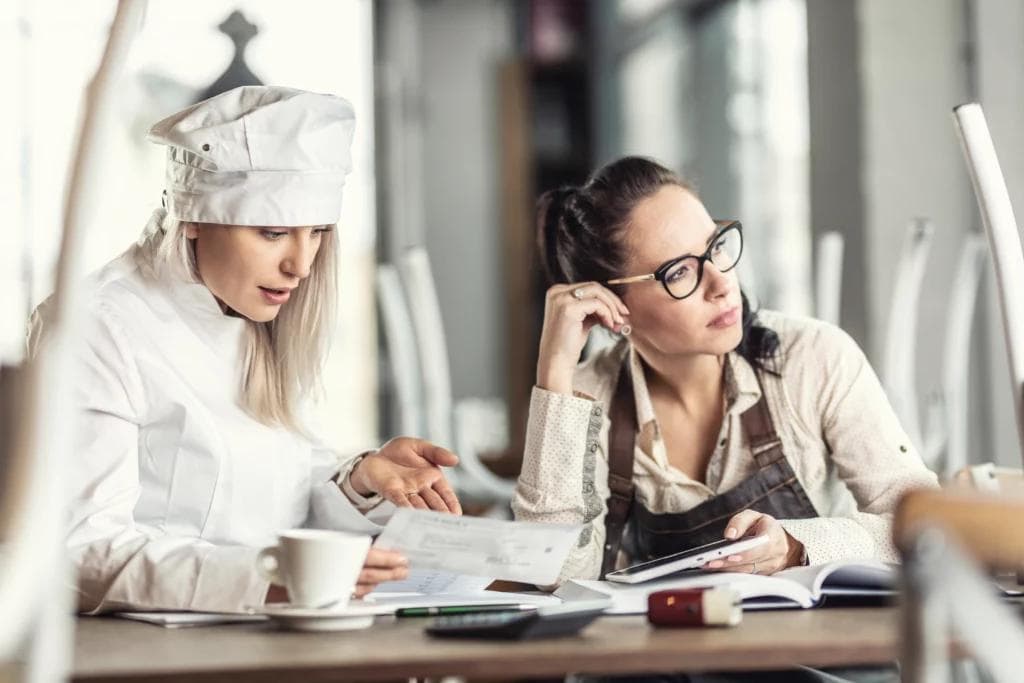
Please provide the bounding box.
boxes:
[31,248,387,614]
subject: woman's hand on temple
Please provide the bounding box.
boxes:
[348,437,463,514]
[536,282,630,395]
[702,510,805,575]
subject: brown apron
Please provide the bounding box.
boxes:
[601,360,818,576]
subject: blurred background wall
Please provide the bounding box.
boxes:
[5,0,1024,477]
[371,0,1024,476]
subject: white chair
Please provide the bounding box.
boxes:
[398,247,454,448]
[953,103,1024,465]
[882,218,934,450]
[814,231,844,326]
[953,462,1024,496]
[882,226,987,476]
[397,247,517,503]
[453,398,517,503]
[897,490,1024,683]
[0,2,146,680]
[376,264,426,437]
[925,234,988,475]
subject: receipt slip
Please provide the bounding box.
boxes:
[373,509,582,586]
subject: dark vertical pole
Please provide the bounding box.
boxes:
[806,1,869,347]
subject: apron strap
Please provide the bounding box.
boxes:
[739,377,785,468]
[600,359,637,579]
[600,357,786,574]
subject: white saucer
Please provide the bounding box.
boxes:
[251,602,381,632]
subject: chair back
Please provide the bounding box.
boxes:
[896,489,1024,683]
[953,103,1024,465]
[937,234,988,474]
[376,264,426,437]
[0,1,146,677]
[399,247,454,448]
[882,219,934,448]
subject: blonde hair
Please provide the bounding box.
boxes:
[134,209,337,433]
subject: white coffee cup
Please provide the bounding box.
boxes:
[257,529,371,609]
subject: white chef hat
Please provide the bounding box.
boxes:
[147,85,355,227]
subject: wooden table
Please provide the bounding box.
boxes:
[73,608,902,682]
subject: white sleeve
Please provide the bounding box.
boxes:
[779,324,940,564]
[512,386,609,583]
[306,443,394,533]
[66,304,268,614]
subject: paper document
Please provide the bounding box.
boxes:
[115,612,268,628]
[374,509,581,585]
[373,569,492,595]
[364,590,558,610]
[117,591,557,627]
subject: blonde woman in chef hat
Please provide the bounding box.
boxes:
[29,86,462,613]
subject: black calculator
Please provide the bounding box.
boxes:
[424,600,610,640]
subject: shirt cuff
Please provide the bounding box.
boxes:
[336,452,385,512]
[190,545,270,614]
[309,479,387,534]
[779,517,875,565]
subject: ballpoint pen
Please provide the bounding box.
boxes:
[394,604,537,617]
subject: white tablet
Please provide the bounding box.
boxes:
[604,534,770,584]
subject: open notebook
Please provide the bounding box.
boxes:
[554,560,896,614]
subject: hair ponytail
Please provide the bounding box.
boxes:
[535,187,577,285]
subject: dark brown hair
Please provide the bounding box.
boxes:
[535,156,779,373]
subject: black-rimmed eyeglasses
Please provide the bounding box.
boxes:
[606,220,743,300]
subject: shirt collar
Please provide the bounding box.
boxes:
[626,345,763,432]
[160,264,248,333]
[723,351,763,415]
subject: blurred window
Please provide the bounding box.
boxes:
[612,0,811,314]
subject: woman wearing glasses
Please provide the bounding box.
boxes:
[512,156,937,584]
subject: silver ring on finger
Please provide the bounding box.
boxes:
[572,287,587,300]
[751,561,758,575]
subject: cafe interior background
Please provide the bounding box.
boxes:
[3,0,1024,512]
